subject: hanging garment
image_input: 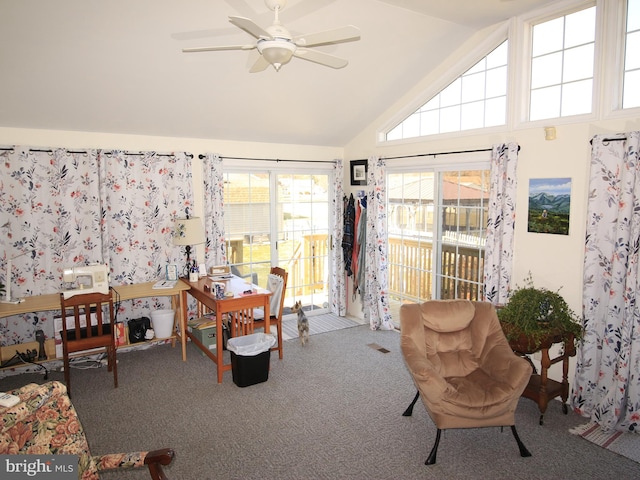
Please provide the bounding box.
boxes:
[351,197,361,283]
[355,196,367,302]
[342,194,355,276]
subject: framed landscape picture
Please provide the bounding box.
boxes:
[527,177,571,235]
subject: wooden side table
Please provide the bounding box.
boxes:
[509,332,576,425]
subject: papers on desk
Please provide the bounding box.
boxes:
[208,274,232,280]
[152,280,177,289]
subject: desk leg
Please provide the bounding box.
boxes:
[216,307,224,384]
[179,290,188,362]
[264,296,270,337]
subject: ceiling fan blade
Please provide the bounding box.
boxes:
[229,16,271,39]
[249,55,271,73]
[293,48,349,69]
[182,44,256,53]
[294,25,360,47]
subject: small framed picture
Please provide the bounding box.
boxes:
[350,159,367,186]
[166,264,178,281]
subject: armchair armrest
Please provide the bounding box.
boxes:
[145,448,175,480]
[93,448,175,480]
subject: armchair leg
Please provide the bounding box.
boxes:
[403,390,420,417]
[425,429,441,465]
[510,426,532,458]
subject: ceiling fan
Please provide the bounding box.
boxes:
[182,0,361,72]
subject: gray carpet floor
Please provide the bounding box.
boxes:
[2,325,640,479]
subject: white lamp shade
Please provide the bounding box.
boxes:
[173,217,206,246]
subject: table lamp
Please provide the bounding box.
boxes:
[173,217,206,276]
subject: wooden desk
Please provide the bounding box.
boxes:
[113,281,191,361]
[0,280,191,361]
[183,275,271,383]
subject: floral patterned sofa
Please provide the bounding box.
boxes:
[0,381,174,479]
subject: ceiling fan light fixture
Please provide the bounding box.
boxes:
[257,39,296,71]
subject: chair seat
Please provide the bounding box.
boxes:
[443,368,519,415]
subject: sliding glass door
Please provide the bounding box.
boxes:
[223,169,332,314]
[387,166,490,324]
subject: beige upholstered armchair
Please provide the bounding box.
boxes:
[400,300,532,465]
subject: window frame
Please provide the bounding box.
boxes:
[377,0,639,146]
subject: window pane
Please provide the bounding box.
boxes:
[440,78,462,107]
[485,96,506,127]
[532,17,564,56]
[402,113,420,138]
[386,124,402,141]
[628,0,640,31]
[563,43,594,82]
[461,72,485,103]
[422,96,439,111]
[531,52,562,88]
[486,41,508,68]
[623,70,640,108]
[420,110,440,136]
[486,66,507,98]
[440,105,461,132]
[626,30,640,70]
[461,101,484,130]
[530,86,561,120]
[561,79,593,116]
[565,7,596,48]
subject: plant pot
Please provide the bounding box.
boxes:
[501,324,565,354]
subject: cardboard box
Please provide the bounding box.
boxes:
[188,324,217,356]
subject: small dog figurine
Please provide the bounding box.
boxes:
[292,300,309,346]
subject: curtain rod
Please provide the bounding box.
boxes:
[200,154,335,164]
[589,137,627,145]
[350,146,519,163]
[28,149,193,157]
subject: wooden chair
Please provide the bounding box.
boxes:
[59,289,117,398]
[254,266,288,359]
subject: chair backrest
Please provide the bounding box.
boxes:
[268,266,288,319]
[59,290,116,353]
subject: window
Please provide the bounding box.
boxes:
[529,6,596,121]
[386,167,490,325]
[623,0,640,108]
[386,41,508,141]
[223,170,332,315]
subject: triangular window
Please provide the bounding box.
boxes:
[386,40,508,141]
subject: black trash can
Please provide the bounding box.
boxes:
[226,333,276,387]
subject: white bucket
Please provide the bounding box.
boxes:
[150,309,175,339]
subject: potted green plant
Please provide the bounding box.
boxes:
[497,276,583,353]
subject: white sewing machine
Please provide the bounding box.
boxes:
[62,264,110,299]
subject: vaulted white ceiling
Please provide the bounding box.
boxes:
[0,0,554,147]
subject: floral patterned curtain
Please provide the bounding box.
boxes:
[1,147,102,344]
[572,132,640,433]
[365,156,393,330]
[0,146,194,343]
[202,153,226,269]
[98,150,194,318]
[330,160,346,316]
[483,143,519,305]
